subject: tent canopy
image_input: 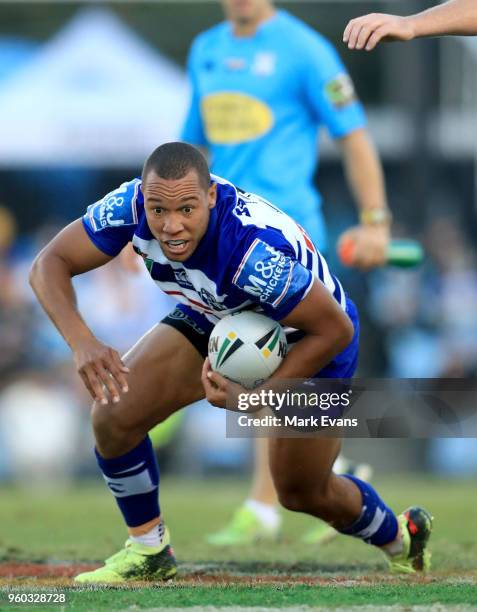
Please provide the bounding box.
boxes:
[0,8,189,166]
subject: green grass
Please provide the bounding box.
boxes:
[2,584,477,611]
[0,476,476,608]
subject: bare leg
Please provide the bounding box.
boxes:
[205,426,280,545]
[269,437,362,529]
[92,323,205,458]
[206,435,362,546]
[75,323,206,583]
[249,437,279,505]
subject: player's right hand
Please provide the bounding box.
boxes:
[343,13,416,51]
[337,224,389,269]
[72,338,130,405]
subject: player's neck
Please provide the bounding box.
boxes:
[231,7,276,37]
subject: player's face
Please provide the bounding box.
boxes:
[142,169,216,262]
[222,0,273,24]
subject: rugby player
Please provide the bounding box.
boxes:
[29,142,431,583]
[182,0,389,545]
[344,0,477,51]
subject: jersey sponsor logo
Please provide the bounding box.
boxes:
[202,92,274,144]
[174,269,194,290]
[232,239,293,308]
[324,73,356,108]
[88,182,137,231]
[224,57,247,71]
[251,52,276,76]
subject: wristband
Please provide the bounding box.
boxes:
[360,208,392,226]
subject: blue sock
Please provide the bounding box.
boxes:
[337,474,399,546]
[95,437,160,528]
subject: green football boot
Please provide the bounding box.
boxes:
[301,520,338,545]
[387,506,433,574]
[74,527,177,584]
[206,506,280,546]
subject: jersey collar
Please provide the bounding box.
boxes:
[227,9,281,40]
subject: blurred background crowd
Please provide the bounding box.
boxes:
[1,0,477,485]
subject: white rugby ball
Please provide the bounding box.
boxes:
[208,311,287,388]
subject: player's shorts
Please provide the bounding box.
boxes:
[161,299,359,379]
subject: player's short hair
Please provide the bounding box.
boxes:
[142,142,210,191]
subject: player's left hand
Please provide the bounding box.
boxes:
[337,224,390,270]
[201,357,247,410]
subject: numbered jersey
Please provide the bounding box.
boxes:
[82,174,347,325]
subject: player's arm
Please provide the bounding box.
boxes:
[344,0,477,51]
[271,279,354,379]
[29,219,130,404]
[337,127,391,270]
[303,37,390,269]
[181,37,209,153]
[410,0,477,37]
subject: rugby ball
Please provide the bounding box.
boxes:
[208,311,287,388]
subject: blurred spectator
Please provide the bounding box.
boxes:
[368,214,477,377]
[0,206,35,380]
[0,227,177,480]
[425,216,477,376]
[0,367,83,486]
[74,244,175,354]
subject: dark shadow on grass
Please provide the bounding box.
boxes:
[180,560,382,576]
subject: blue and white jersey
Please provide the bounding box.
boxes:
[82,174,347,326]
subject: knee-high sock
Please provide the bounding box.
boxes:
[337,474,399,546]
[95,436,160,529]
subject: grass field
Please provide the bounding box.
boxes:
[0,475,476,610]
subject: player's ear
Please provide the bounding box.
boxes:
[208,182,217,209]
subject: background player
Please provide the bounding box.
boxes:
[344,0,477,51]
[182,0,391,545]
[29,142,432,583]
